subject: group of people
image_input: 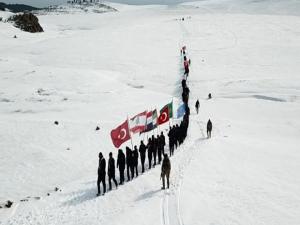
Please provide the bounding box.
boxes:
[96,46,198,196]
[97,132,173,195]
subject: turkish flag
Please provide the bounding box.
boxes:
[158,106,169,125]
[110,120,131,148]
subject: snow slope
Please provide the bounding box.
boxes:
[0,0,300,224]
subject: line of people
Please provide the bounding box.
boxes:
[96,46,193,196]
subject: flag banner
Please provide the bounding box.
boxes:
[152,109,158,127]
[160,101,173,118]
[158,105,169,125]
[143,109,157,132]
[110,120,130,148]
[177,103,186,118]
[129,111,147,134]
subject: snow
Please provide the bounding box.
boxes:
[0,1,300,225]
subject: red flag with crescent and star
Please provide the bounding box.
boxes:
[110,120,131,148]
[158,105,170,125]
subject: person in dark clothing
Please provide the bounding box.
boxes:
[181,79,186,89]
[139,141,146,173]
[160,132,166,156]
[195,99,200,114]
[147,138,153,169]
[185,104,190,116]
[133,145,139,177]
[97,152,106,196]
[130,150,135,179]
[152,135,157,166]
[173,125,178,149]
[157,134,162,164]
[126,147,132,181]
[208,93,212,99]
[108,152,118,190]
[117,149,125,185]
[207,119,212,138]
[168,128,174,156]
[161,154,171,189]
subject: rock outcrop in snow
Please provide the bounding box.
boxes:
[8,13,43,33]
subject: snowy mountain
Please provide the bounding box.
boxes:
[0,0,299,225]
[35,2,117,15]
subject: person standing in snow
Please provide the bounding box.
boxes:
[157,134,162,164]
[168,127,174,156]
[161,154,171,189]
[139,141,146,173]
[160,132,166,156]
[195,99,200,114]
[152,135,157,166]
[108,152,118,190]
[97,152,106,196]
[147,138,153,169]
[207,119,212,138]
[117,149,125,185]
[126,147,132,181]
[183,56,189,77]
[130,150,135,179]
[133,145,139,177]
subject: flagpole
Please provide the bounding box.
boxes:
[127,115,134,150]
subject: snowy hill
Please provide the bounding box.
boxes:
[36,2,117,15]
[0,0,300,224]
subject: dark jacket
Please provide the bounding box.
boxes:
[98,157,106,177]
[117,151,126,171]
[207,120,212,131]
[108,157,116,177]
[133,148,139,165]
[126,147,132,166]
[161,156,171,175]
[147,140,153,158]
[139,143,146,159]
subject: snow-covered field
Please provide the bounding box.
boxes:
[0,0,300,224]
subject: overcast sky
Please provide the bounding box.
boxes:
[1,0,191,8]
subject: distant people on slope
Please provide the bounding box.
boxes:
[207,119,212,138]
[195,99,200,114]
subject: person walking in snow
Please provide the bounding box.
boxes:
[126,147,132,181]
[117,149,125,185]
[129,150,135,179]
[147,138,153,169]
[161,154,171,189]
[157,134,162,164]
[97,152,106,196]
[152,135,157,166]
[133,145,139,177]
[108,152,118,190]
[195,99,200,114]
[183,56,189,77]
[160,132,166,156]
[168,127,174,156]
[139,141,146,173]
[207,119,212,138]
